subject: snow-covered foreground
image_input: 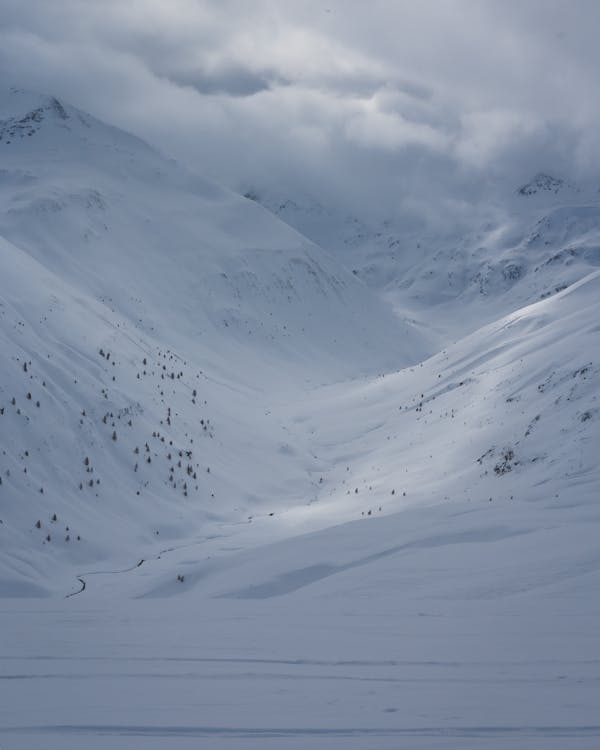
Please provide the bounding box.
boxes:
[2,489,600,749]
[1,89,600,748]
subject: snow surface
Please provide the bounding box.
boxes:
[1,88,599,748]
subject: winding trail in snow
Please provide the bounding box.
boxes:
[65,560,144,599]
[65,577,86,598]
[63,512,294,598]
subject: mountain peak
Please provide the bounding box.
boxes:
[517,172,576,197]
[0,87,90,148]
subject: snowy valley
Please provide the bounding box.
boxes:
[1,88,599,749]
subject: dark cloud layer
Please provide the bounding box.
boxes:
[2,0,600,220]
[168,66,287,96]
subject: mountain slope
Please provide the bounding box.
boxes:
[78,269,600,599]
[0,88,426,594]
[0,88,424,382]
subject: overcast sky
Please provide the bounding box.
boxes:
[2,0,599,219]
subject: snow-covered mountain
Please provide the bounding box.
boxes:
[1,89,600,748]
[73,268,600,601]
[1,85,598,598]
[0,88,425,594]
[247,176,600,348]
[0,88,422,379]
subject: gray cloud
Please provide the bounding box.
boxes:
[164,66,287,97]
[1,0,600,221]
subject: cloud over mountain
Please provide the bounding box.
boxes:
[2,1,600,217]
